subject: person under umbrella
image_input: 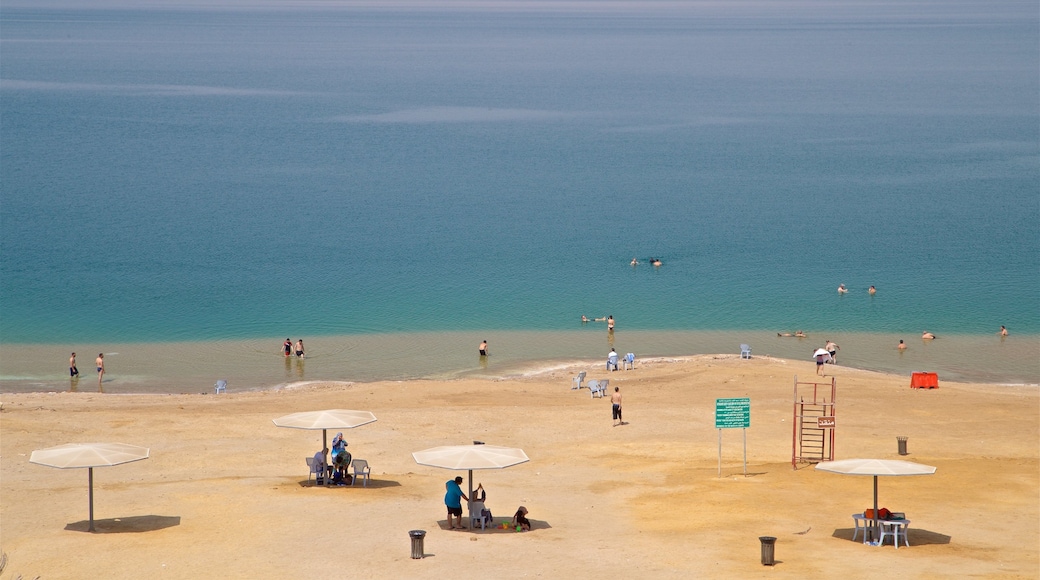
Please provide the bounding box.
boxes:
[331,432,350,482]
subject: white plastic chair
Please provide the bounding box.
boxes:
[470,501,491,530]
[740,344,752,359]
[591,379,608,398]
[350,459,371,487]
[306,457,324,484]
[214,379,227,394]
[623,353,635,370]
[572,371,587,390]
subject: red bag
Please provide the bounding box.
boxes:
[864,508,892,519]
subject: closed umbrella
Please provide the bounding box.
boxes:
[412,443,529,523]
[30,442,150,532]
[816,458,936,543]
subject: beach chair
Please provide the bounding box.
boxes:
[623,353,635,370]
[214,379,227,394]
[572,371,587,390]
[350,459,371,487]
[470,501,491,530]
[740,344,752,359]
[591,380,608,398]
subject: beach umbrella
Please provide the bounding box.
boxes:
[812,348,830,358]
[272,409,377,451]
[815,458,936,543]
[412,444,529,519]
[29,442,150,532]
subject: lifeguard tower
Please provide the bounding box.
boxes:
[792,376,836,469]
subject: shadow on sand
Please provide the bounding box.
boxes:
[438,518,553,532]
[831,527,951,546]
[65,515,181,533]
[297,478,402,489]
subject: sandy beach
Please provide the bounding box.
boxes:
[2,355,1037,579]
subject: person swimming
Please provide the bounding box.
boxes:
[922,331,935,339]
[630,258,638,266]
[838,284,848,294]
[868,285,876,295]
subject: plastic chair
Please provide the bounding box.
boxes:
[306,457,325,484]
[591,379,608,398]
[350,459,371,487]
[214,379,227,394]
[623,353,635,370]
[572,371,587,390]
[470,501,491,530]
[740,344,752,359]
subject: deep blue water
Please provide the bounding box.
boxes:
[1,2,1037,344]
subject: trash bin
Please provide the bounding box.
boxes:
[409,530,426,559]
[759,536,777,566]
[897,436,908,456]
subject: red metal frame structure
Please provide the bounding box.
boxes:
[792,376,836,469]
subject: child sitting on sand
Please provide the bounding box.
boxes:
[512,506,531,531]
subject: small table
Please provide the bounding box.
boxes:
[878,519,911,549]
[852,514,910,548]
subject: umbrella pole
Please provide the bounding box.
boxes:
[872,475,879,543]
[88,467,95,533]
[467,469,474,528]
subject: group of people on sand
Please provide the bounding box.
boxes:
[282,338,305,358]
[443,477,530,531]
[69,352,105,386]
[312,432,351,485]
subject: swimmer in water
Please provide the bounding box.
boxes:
[999,325,1008,337]
[868,285,876,295]
[898,339,907,350]
[650,257,662,266]
[630,258,638,266]
[838,284,848,294]
[581,315,589,323]
[922,331,935,340]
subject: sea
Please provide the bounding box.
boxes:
[1,0,1037,393]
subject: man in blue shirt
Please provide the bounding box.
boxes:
[444,476,469,530]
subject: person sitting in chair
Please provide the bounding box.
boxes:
[512,506,531,531]
[312,447,328,484]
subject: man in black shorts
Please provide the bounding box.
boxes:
[611,386,623,426]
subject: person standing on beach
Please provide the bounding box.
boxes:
[479,340,488,356]
[96,353,105,385]
[69,352,79,378]
[611,386,623,426]
[825,340,840,364]
[444,476,468,530]
[294,339,305,358]
[283,338,292,357]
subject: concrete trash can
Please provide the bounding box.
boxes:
[897,436,908,456]
[759,536,777,566]
[409,530,426,559]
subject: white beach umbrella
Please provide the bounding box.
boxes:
[272,409,377,451]
[816,458,936,543]
[412,444,529,520]
[30,442,150,532]
[812,348,830,358]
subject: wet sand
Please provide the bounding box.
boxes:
[2,329,1036,395]
[1,354,1037,578]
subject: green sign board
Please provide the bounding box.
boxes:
[715,397,750,429]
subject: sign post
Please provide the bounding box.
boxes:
[715,397,751,477]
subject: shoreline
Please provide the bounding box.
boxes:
[2,329,1037,394]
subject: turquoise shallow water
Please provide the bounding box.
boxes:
[0,2,1037,391]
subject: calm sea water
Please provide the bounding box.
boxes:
[1,2,1037,391]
